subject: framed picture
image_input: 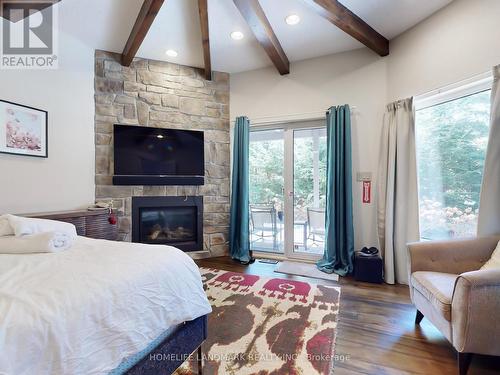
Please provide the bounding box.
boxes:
[0,100,48,158]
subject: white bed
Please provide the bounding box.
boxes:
[0,236,212,375]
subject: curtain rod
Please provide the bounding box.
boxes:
[232,106,358,126]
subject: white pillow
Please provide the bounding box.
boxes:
[481,240,500,270]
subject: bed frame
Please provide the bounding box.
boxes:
[27,209,208,375]
[126,315,207,375]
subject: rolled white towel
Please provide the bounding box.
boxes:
[2,214,77,240]
[0,215,14,236]
[0,231,75,254]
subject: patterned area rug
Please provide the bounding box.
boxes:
[176,267,341,375]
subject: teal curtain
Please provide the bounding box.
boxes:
[229,116,252,263]
[317,105,354,276]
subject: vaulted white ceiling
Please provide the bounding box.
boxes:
[60,0,453,73]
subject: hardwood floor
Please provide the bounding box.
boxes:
[196,257,500,375]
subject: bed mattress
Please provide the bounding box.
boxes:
[0,236,211,375]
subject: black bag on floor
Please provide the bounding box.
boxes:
[354,247,383,284]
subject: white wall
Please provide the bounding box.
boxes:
[230,0,500,250]
[0,12,95,213]
[231,48,387,249]
[388,0,500,101]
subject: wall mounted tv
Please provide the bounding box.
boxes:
[112,124,204,186]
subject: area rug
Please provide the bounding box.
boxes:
[275,261,340,282]
[176,268,341,375]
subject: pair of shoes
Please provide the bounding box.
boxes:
[359,247,379,257]
[237,257,256,265]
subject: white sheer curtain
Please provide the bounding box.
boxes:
[377,98,420,285]
[478,65,500,236]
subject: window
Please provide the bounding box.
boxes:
[415,77,492,240]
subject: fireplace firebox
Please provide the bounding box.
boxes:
[132,196,203,252]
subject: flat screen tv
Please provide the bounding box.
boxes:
[113,124,204,186]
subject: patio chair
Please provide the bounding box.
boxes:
[250,204,278,249]
[307,208,325,246]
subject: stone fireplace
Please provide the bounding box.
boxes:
[132,196,203,252]
[94,50,230,258]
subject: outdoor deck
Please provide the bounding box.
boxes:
[250,224,324,255]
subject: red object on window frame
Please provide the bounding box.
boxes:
[362,181,371,204]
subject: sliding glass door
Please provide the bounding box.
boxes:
[249,121,326,260]
[292,128,327,257]
[249,129,285,253]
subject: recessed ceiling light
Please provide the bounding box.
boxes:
[285,14,300,25]
[165,49,178,57]
[230,31,244,40]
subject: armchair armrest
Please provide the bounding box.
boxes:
[407,236,499,276]
[451,269,500,355]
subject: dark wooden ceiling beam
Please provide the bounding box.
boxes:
[121,0,164,67]
[198,0,212,80]
[302,0,389,56]
[233,0,289,75]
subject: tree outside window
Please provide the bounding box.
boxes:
[416,89,491,240]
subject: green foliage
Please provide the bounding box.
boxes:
[249,129,327,216]
[249,136,284,205]
[293,136,327,209]
[416,89,490,238]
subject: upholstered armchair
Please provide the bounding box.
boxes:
[407,236,500,375]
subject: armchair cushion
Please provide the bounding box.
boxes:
[411,271,458,321]
[481,240,500,270]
